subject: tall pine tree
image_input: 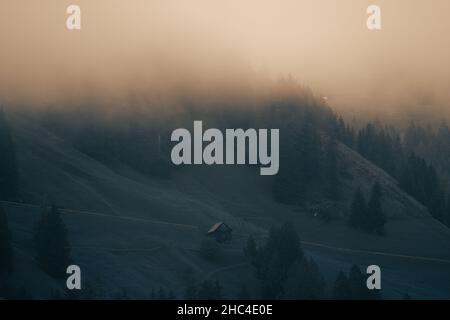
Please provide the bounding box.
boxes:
[0,204,13,273]
[34,204,71,279]
[447,195,450,227]
[367,182,386,235]
[348,187,367,230]
[0,109,19,200]
[324,136,340,200]
[332,271,352,299]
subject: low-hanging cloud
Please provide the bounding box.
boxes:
[1,0,449,120]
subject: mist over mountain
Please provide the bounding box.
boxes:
[1,0,450,121]
[1,0,450,301]
[1,78,449,299]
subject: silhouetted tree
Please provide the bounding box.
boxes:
[34,204,71,278]
[236,284,251,300]
[404,122,450,180]
[367,182,386,235]
[0,204,13,273]
[272,110,324,204]
[399,152,449,226]
[324,136,340,200]
[11,287,33,300]
[197,280,223,299]
[272,124,304,204]
[336,116,355,147]
[348,184,386,235]
[348,187,367,230]
[112,288,130,300]
[294,111,323,201]
[348,265,367,298]
[284,257,325,299]
[400,153,438,205]
[357,123,401,177]
[152,287,175,300]
[0,109,19,200]
[429,190,447,225]
[157,287,167,300]
[243,235,257,261]
[74,119,172,180]
[246,223,306,299]
[447,195,450,227]
[184,280,197,300]
[332,271,352,299]
[349,265,381,299]
[333,265,381,300]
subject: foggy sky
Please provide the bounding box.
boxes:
[1,0,449,119]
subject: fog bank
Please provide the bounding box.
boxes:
[1,0,449,119]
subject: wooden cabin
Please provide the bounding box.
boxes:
[207,222,232,243]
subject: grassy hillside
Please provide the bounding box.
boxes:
[2,110,450,299]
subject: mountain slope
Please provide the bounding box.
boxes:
[4,111,450,299]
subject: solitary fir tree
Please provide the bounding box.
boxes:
[348,265,369,299]
[0,204,13,273]
[184,281,197,300]
[197,280,223,300]
[243,235,257,260]
[348,187,367,230]
[324,136,340,200]
[332,271,352,299]
[0,109,19,201]
[349,184,386,235]
[447,195,450,226]
[367,182,386,235]
[298,111,323,184]
[34,204,71,279]
[236,284,251,300]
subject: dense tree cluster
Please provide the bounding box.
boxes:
[272,105,342,205]
[350,122,449,228]
[33,82,450,231]
[404,122,450,180]
[271,107,449,229]
[74,120,172,179]
[356,123,403,177]
[244,223,325,299]
[332,264,381,299]
[402,123,450,226]
[283,257,325,299]
[399,153,449,225]
[150,287,176,300]
[184,279,223,300]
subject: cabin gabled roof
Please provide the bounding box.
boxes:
[208,222,231,234]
